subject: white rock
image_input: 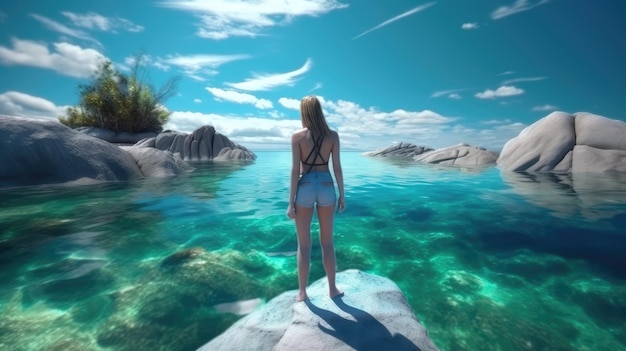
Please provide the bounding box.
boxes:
[198,270,439,351]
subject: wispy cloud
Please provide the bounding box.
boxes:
[353,2,436,40]
[501,76,546,85]
[431,88,469,98]
[532,104,559,111]
[30,13,100,45]
[311,82,323,91]
[206,87,273,109]
[461,23,479,30]
[498,70,516,76]
[475,85,525,99]
[0,91,70,119]
[159,0,348,40]
[226,58,312,91]
[61,11,144,33]
[491,0,550,20]
[193,98,202,103]
[0,38,104,78]
[156,54,250,81]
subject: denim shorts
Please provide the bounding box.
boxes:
[295,171,336,208]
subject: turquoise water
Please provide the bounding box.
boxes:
[1,151,626,351]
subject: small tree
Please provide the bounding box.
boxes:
[60,54,180,133]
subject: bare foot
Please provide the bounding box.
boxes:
[296,291,308,302]
[329,287,343,299]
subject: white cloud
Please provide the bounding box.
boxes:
[30,13,101,45]
[491,0,550,20]
[448,93,462,99]
[0,91,69,119]
[206,87,273,109]
[194,98,202,103]
[61,11,144,33]
[164,110,302,149]
[501,76,546,85]
[164,96,524,151]
[0,38,104,78]
[156,54,250,80]
[353,2,436,39]
[498,70,516,76]
[159,0,348,40]
[311,82,323,91]
[480,118,513,125]
[461,23,479,30]
[278,97,301,110]
[431,88,468,98]
[475,86,525,99]
[532,104,559,111]
[226,58,312,91]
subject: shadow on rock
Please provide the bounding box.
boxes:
[305,296,421,351]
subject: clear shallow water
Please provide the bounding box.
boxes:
[1,151,626,351]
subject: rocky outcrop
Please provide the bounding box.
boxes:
[362,142,434,158]
[414,143,498,167]
[198,269,439,351]
[0,116,192,188]
[136,125,256,161]
[0,116,143,187]
[75,127,157,144]
[497,112,626,172]
[121,146,194,177]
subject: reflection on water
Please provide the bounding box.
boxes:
[502,171,626,219]
[1,152,625,351]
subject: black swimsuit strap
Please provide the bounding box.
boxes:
[302,135,326,173]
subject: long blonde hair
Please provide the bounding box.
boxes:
[300,95,330,138]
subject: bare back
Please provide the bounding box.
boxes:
[294,128,337,173]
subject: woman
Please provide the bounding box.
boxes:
[287,95,346,302]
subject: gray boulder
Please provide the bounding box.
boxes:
[136,125,256,161]
[497,112,626,172]
[0,116,143,187]
[75,127,157,144]
[121,146,194,177]
[198,269,439,351]
[414,143,498,166]
[362,142,434,158]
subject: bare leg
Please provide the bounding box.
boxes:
[317,204,342,298]
[295,204,314,302]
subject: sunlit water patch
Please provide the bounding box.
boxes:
[1,151,626,351]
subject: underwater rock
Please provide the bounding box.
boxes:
[198,269,440,351]
[414,143,498,167]
[497,111,626,172]
[162,247,207,267]
[362,142,434,158]
[135,125,256,161]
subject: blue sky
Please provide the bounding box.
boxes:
[1,0,625,151]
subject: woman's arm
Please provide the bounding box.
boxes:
[286,133,301,219]
[331,131,345,213]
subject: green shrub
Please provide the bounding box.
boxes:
[59,55,180,133]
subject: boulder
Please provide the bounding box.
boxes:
[497,112,626,172]
[121,146,194,177]
[362,142,434,158]
[75,127,157,144]
[0,116,143,187]
[136,125,256,161]
[198,269,439,351]
[414,143,498,167]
